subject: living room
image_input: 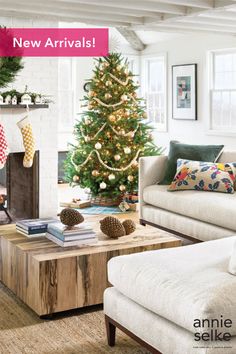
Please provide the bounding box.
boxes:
[1,1,236,354]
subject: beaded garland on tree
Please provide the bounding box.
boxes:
[65,53,162,198]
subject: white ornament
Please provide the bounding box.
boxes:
[95,142,102,150]
[119,185,126,192]
[108,173,115,181]
[128,175,134,182]
[121,94,128,101]
[20,93,32,105]
[114,154,121,161]
[124,147,131,154]
[100,182,107,189]
[85,117,91,125]
[5,95,11,104]
[34,95,42,104]
[11,95,17,105]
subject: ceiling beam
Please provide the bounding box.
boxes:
[0,0,162,19]
[154,21,236,33]
[178,15,236,26]
[0,8,130,27]
[116,27,145,51]
[146,0,214,9]
[0,3,140,24]
[200,10,236,20]
[53,0,188,15]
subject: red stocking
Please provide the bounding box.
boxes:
[0,123,9,169]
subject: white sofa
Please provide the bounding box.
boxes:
[139,151,236,242]
[104,236,236,354]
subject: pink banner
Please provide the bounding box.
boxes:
[0,28,109,57]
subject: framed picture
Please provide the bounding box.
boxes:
[172,64,197,120]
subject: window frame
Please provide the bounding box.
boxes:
[208,48,236,136]
[142,53,168,132]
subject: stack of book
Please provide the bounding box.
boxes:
[46,222,96,247]
[16,218,56,237]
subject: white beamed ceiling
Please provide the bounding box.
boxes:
[0,0,236,48]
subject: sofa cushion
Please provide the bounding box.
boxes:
[108,237,236,335]
[168,159,236,193]
[143,184,236,231]
[160,141,224,185]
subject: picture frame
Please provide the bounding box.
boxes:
[172,64,197,120]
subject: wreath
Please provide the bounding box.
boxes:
[0,27,24,88]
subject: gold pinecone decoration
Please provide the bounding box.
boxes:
[100,216,126,238]
[100,216,136,239]
[60,208,84,227]
[122,219,136,235]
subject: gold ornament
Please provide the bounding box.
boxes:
[117,65,122,71]
[116,143,121,148]
[106,80,112,87]
[88,105,93,110]
[100,182,107,189]
[108,173,116,181]
[132,161,139,168]
[124,110,129,118]
[128,175,134,182]
[88,91,95,97]
[73,175,80,182]
[114,154,121,161]
[119,185,126,192]
[121,94,128,101]
[109,114,116,123]
[95,142,102,150]
[92,170,100,177]
[105,93,112,99]
[124,147,131,154]
[127,131,135,138]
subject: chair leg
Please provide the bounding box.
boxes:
[4,209,12,222]
[105,315,116,347]
[140,219,146,226]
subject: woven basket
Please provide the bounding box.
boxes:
[91,195,123,207]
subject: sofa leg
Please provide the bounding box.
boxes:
[140,219,146,226]
[105,315,116,347]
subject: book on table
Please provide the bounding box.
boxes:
[46,232,97,247]
[16,228,46,238]
[16,218,57,234]
[47,222,93,235]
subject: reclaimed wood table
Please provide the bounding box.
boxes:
[0,220,181,316]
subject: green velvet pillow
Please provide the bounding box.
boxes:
[160,141,224,185]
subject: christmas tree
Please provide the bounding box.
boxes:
[65,53,162,201]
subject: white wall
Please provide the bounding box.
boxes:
[0,16,59,217]
[142,33,236,151]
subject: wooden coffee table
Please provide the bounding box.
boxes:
[0,218,181,316]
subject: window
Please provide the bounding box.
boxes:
[142,54,167,132]
[210,49,236,132]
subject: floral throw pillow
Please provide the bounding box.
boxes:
[168,159,236,193]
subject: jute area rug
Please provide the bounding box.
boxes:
[0,282,149,354]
